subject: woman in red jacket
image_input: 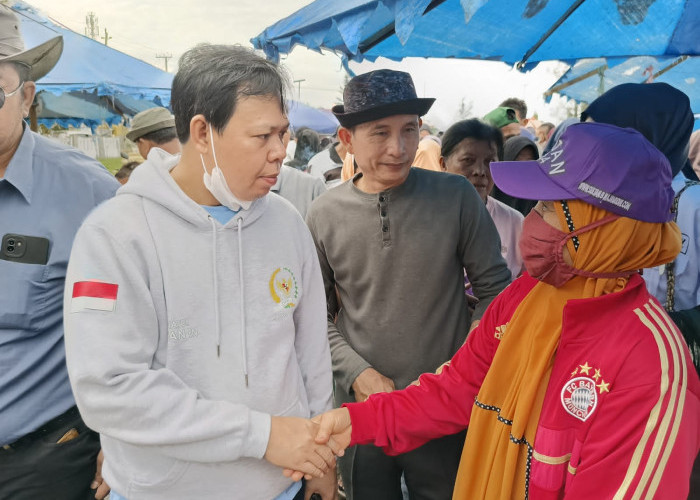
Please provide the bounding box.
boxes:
[300,122,700,499]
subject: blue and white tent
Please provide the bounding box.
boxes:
[12,1,172,105]
[545,56,700,129]
[288,100,339,134]
[252,0,698,69]
[35,91,123,129]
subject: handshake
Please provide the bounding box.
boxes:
[264,408,353,481]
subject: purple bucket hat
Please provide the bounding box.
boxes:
[332,69,435,128]
[490,122,674,223]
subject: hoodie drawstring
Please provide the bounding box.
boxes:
[208,216,222,357]
[209,215,249,387]
[237,217,249,387]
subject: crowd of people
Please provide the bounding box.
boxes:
[1,4,699,500]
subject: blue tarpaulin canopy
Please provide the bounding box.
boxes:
[109,94,162,116]
[545,56,700,129]
[36,91,122,129]
[545,55,699,107]
[252,0,699,68]
[288,100,339,133]
[12,1,172,104]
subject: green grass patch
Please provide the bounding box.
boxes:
[99,157,123,175]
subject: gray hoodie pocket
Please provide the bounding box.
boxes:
[278,396,306,418]
[126,451,190,492]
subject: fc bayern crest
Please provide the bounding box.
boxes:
[561,377,598,422]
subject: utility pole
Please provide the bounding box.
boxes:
[101,28,112,46]
[84,12,99,39]
[293,78,305,100]
[156,53,172,72]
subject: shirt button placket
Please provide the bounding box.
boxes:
[378,193,390,246]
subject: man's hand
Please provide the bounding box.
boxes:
[305,466,338,500]
[91,449,110,499]
[264,417,336,480]
[284,408,352,482]
[351,368,394,402]
[314,408,352,452]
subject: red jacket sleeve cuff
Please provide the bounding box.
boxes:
[343,400,378,446]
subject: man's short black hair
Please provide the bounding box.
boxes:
[171,44,289,143]
[115,161,140,181]
[138,126,178,145]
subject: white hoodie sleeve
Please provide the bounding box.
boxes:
[293,231,334,418]
[64,222,271,463]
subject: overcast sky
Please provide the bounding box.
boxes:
[23,0,572,129]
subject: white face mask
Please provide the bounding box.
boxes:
[200,123,252,211]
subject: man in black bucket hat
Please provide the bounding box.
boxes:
[306,69,510,499]
[0,5,119,499]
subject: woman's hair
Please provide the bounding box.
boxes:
[441,119,504,160]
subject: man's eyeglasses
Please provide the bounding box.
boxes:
[0,82,24,109]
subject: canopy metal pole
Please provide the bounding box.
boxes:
[643,55,689,83]
[517,0,588,69]
[543,64,607,97]
[358,0,449,53]
[29,103,38,132]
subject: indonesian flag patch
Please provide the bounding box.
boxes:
[71,281,118,312]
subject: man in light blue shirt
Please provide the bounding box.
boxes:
[0,6,119,499]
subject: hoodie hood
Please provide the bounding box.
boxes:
[120,151,268,229]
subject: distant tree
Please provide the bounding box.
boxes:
[454,98,474,121]
[336,73,351,105]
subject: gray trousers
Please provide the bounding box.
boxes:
[339,430,466,500]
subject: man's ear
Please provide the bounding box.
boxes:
[21,81,36,118]
[337,127,354,155]
[190,115,210,154]
[439,156,447,172]
[418,117,423,128]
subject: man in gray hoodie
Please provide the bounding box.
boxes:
[63,45,336,500]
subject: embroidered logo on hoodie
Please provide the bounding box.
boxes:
[168,319,200,341]
[269,267,298,309]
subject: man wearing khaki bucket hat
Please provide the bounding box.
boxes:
[0,5,119,500]
[127,106,181,160]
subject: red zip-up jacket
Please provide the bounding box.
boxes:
[346,274,700,499]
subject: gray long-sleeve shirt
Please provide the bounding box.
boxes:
[306,168,511,403]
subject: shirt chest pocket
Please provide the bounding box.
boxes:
[0,261,52,332]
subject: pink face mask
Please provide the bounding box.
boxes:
[519,209,630,287]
